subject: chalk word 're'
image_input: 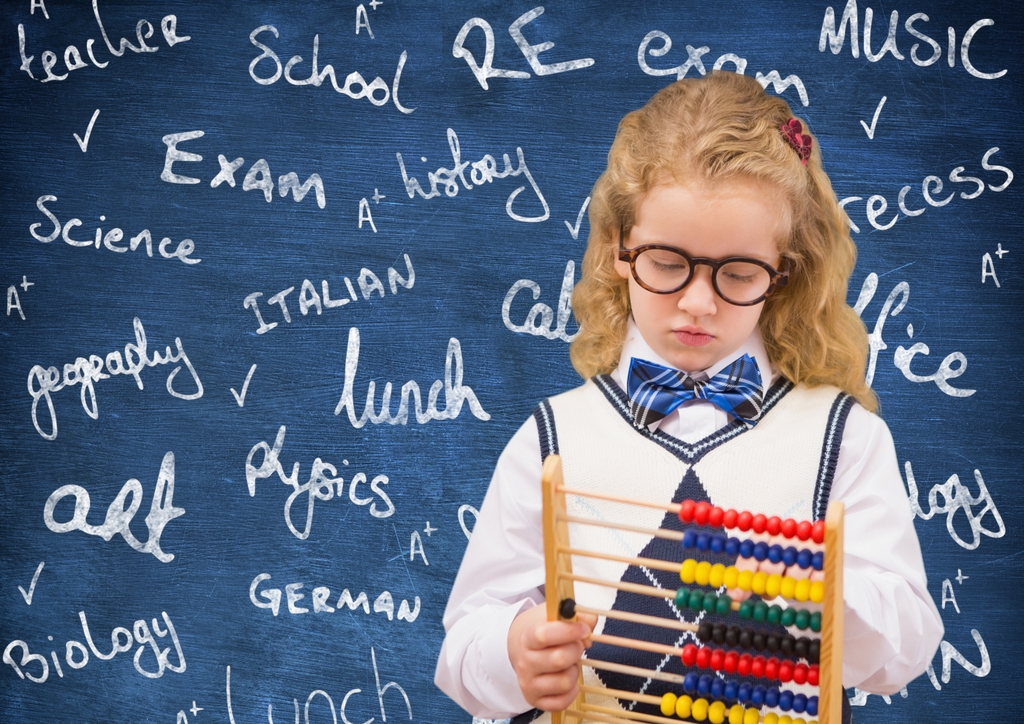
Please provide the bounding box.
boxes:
[30,195,199,264]
[249,25,414,114]
[397,128,549,223]
[27,317,204,441]
[840,147,1013,233]
[17,0,190,83]
[452,6,594,90]
[820,1,1006,79]
[245,425,395,540]
[335,327,490,428]
[3,610,185,684]
[638,30,808,106]
[250,574,419,622]
[242,254,414,335]
[502,259,579,342]
[161,131,326,208]
[903,460,1004,551]
[853,274,974,397]
[43,451,184,562]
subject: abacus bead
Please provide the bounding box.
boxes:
[661,693,678,716]
[812,551,824,571]
[739,539,754,559]
[764,657,779,680]
[764,714,779,724]
[694,501,712,525]
[709,506,725,528]
[793,638,808,659]
[744,708,760,724]
[680,500,696,523]
[696,561,713,586]
[768,544,784,564]
[810,611,822,633]
[753,601,768,622]
[752,514,768,533]
[767,604,783,625]
[676,587,689,608]
[811,520,825,544]
[698,674,713,696]
[710,563,727,588]
[752,571,769,596]
[698,622,714,642]
[797,520,812,541]
[766,574,783,598]
[793,663,808,685]
[808,638,820,664]
[723,509,738,528]
[710,677,725,699]
[737,683,752,704]
[737,511,753,531]
[709,701,727,724]
[723,680,738,702]
[779,717,793,724]
[738,630,753,650]
[710,533,727,553]
[794,578,811,602]
[729,704,745,724]
[690,590,705,610]
[737,654,752,676]
[692,698,709,722]
[683,529,698,550]
[712,624,727,644]
[725,536,741,556]
[780,576,797,599]
[724,651,739,673]
[778,660,793,682]
[737,570,754,591]
[751,686,766,707]
[677,695,694,719]
[810,581,825,604]
[752,632,766,650]
[725,626,740,647]
[780,636,795,657]
[780,607,796,627]
[739,600,754,619]
[807,696,819,716]
[796,548,812,569]
[778,690,793,711]
[703,592,718,612]
[795,609,810,630]
[682,643,698,666]
[783,546,799,567]
[765,687,780,708]
[710,648,725,672]
[684,672,699,693]
[681,559,698,584]
[716,595,732,615]
[753,541,769,561]
[766,516,782,536]
[724,566,740,589]
[766,635,780,653]
[696,646,711,669]
[559,598,576,619]
[807,665,819,686]
[696,531,711,551]
[793,693,807,714]
[782,518,798,538]
[750,656,765,678]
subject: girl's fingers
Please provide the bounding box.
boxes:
[524,619,592,651]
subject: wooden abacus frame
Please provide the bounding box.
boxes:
[542,454,844,724]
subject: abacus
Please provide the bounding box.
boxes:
[542,455,843,724]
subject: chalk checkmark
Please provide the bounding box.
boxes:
[564,196,591,240]
[18,562,45,605]
[230,364,258,407]
[74,109,101,152]
[860,96,887,140]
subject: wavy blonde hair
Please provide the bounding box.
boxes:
[570,71,877,412]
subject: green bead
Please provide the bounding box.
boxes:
[795,609,811,630]
[689,590,705,610]
[767,605,782,625]
[810,611,822,633]
[703,592,718,612]
[716,595,732,615]
[753,601,768,623]
[780,608,796,627]
[738,600,754,620]
[675,588,689,608]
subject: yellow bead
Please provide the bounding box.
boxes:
[744,708,760,724]
[709,701,727,724]
[728,704,745,724]
[676,695,693,718]
[724,566,740,589]
[794,578,811,602]
[810,580,825,603]
[691,697,709,722]
[764,714,779,724]
[766,573,783,598]
[681,559,697,584]
[661,692,677,716]
[780,576,796,599]
[752,571,768,596]
[809,720,818,724]
[737,569,754,591]
[695,561,713,586]
[793,718,807,724]
[779,717,793,724]
[709,563,726,588]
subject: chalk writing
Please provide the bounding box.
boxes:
[230,364,257,407]
[249,573,419,621]
[941,579,960,613]
[458,504,479,540]
[565,196,591,240]
[17,563,45,606]
[409,530,429,565]
[6,285,26,321]
[27,318,204,440]
[903,461,1005,551]
[396,128,550,222]
[925,629,991,689]
[502,259,579,342]
[73,109,100,152]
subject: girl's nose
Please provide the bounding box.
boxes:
[677,265,718,317]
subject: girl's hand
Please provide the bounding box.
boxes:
[507,604,598,712]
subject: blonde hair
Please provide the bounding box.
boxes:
[570,71,877,412]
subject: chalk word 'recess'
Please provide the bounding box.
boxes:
[503,259,580,342]
[250,574,419,622]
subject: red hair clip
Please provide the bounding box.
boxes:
[780,118,812,165]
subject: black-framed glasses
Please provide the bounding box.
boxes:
[618,227,789,306]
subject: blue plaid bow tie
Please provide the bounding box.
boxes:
[627,354,765,428]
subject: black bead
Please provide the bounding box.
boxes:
[712,624,726,644]
[793,638,809,659]
[739,630,753,649]
[780,636,795,656]
[698,622,714,642]
[558,598,576,620]
[809,639,820,664]
[766,635,780,652]
[752,632,766,650]
[725,626,740,647]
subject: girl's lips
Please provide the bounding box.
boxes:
[674,329,713,347]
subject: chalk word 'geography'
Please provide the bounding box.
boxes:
[27,317,204,440]
[17,0,190,83]
[3,610,185,684]
[242,254,414,335]
[335,327,491,428]
[250,574,419,622]
[249,25,414,114]
[397,128,550,223]
[638,30,808,106]
[903,461,1005,551]
[43,451,184,562]
[246,425,395,540]
[30,195,199,264]
[503,259,579,342]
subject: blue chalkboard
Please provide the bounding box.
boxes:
[1,1,1020,723]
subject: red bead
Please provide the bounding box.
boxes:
[778,661,793,683]
[792,664,808,685]
[679,500,696,523]
[781,518,798,538]
[710,649,725,671]
[764,658,779,680]
[708,506,725,528]
[694,501,711,525]
[723,651,739,674]
[752,514,767,534]
[812,520,826,544]
[696,647,712,668]
[807,665,820,686]
[796,520,813,541]
[737,654,752,677]
[750,656,765,678]
[766,516,782,536]
[737,511,753,532]
[723,509,738,528]
[682,643,698,666]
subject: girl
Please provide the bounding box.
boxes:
[436,72,943,724]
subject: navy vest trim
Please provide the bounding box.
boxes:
[510,708,543,724]
[533,399,559,463]
[591,374,795,464]
[812,393,855,521]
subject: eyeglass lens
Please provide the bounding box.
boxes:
[633,248,773,304]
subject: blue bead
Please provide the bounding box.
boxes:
[807,696,819,716]
[725,536,741,556]
[696,532,711,552]
[737,683,752,704]
[782,546,798,566]
[812,550,824,571]
[778,690,793,711]
[683,673,699,694]
[751,687,765,707]
[739,539,754,558]
[753,541,769,561]
[682,529,697,550]
[767,544,783,564]
[698,674,713,696]
[797,548,812,569]
[765,688,780,708]
[793,693,807,714]
[710,533,726,553]
[710,677,724,698]
[723,681,738,702]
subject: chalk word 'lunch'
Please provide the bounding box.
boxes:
[903,460,1005,551]
[242,254,414,335]
[638,30,808,106]
[246,425,395,540]
[249,25,414,114]
[43,451,184,563]
[397,128,550,223]
[335,327,490,428]
[161,131,326,208]
[820,0,1007,79]
[250,574,419,622]
[29,195,199,264]
[502,259,579,342]
[840,147,1013,233]
[27,317,204,441]
[3,610,185,684]
[17,0,190,83]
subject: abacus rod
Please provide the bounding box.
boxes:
[580,684,662,706]
[558,546,683,574]
[578,702,682,724]
[574,603,701,633]
[563,708,648,724]
[563,573,679,600]
[560,515,684,541]
[590,632,686,657]
[581,657,685,685]
[557,485,679,514]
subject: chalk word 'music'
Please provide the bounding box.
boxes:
[250,574,419,622]
[503,259,580,342]
[3,610,185,684]
[903,460,1005,551]
[27,317,204,441]
[397,128,550,223]
[43,451,184,562]
[335,327,490,428]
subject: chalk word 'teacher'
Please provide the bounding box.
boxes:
[27,317,204,441]
[396,128,550,223]
[502,259,579,343]
[335,327,491,428]
[30,195,199,264]
[242,254,414,335]
[245,425,395,540]
[853,273,974,397]
[17,0,190,83]
[840,147,1013,233]
[161,131,326,208]
[250,574,419,622]
[637,30,809,106]
[249,25,414,114]
[43,451,184,562]
[452,6,594,91]
[820,0,1007,79]
[903,460,1005,551]
[3,610,185,684]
